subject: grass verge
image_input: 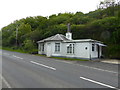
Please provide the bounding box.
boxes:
[50,56,89,61]
[2,47,88,61]
[2,47,27,53]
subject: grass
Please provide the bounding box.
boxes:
[0,46,2,49]
[2,47,27,53]
[50,56,89,61]
[35,53,88,61]
[34,53,88,61]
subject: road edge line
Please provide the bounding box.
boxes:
[1,75,12,88]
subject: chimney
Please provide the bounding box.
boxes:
[66,23,72,40]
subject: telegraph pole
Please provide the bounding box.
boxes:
[16,25,18,47]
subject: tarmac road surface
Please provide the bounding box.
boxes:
[1,50,119,89]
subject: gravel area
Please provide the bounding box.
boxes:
[101,59,120,64]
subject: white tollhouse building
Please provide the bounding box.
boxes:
[37,24,106,60]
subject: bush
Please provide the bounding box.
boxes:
[23,39,37,53]
[107,45,120,59]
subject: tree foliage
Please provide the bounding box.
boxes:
[23,39,36,53]
[1,2,120,58]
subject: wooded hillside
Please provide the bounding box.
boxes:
[1,1,120,59]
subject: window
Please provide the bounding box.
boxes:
[92,44,95,51]
[67,44,75,54]
[41,43,44,51]
[73,44,74,53]
[55,43,60,52]
[39,43,44,51]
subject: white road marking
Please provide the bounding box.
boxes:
[13,55,23,59]
[0,75,2,89]
[0,75,12,88]
[79,64,118,74]
[30,61,56,70]
[80,76,118,89]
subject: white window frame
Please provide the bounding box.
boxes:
[40,43,44,51]
[67,44,75,54]
[55,43,60,52]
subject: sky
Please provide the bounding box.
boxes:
[0,0,102,30]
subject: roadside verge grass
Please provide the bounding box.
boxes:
[36,54,88,61]
[50,56,89,61]
[2,47,88,61]
[2,47,27,53]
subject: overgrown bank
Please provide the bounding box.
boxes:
[1,1,120,59]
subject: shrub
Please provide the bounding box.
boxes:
[23,39,36,53]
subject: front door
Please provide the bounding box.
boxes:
[46,43,52,57]
[97,45,100,58]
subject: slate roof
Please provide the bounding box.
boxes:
[63,39,101,43]
[37,34,70,43]
[37,34,105,46]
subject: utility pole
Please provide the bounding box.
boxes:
[16,25,18,47]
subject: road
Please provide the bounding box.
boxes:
[1,50,119,89]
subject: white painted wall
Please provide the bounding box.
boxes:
[61,42,75,58]
[51,41,62,56]
[89,42,99,58]
[75,42,90,58]
[38,42,47,55]
[99,46,102,57]
[61,42,90,59]
[66,32,72,40]
[38,41,102,59]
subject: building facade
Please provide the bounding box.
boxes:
[37,24,106,59]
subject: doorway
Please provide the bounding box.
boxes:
[97,45,100,58]
[46,43,52,57]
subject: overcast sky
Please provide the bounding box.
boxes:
[0,0,103,30]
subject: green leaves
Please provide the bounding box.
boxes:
[23,39,36,53]
[1,4,120,58]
